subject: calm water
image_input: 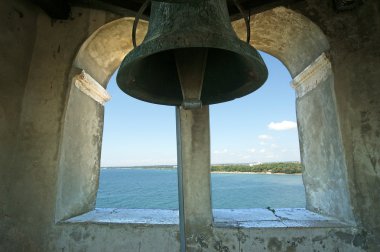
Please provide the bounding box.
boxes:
[96,168,305,209]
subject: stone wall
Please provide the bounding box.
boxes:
[0,1,119,250]
[0,0,379,251]
[292,0,380,249]
[0,0,39,249]
[295,59,354,223]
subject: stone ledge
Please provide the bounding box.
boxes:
[63,208,179,225]
[63,208,351,229]
[213,208,350,228]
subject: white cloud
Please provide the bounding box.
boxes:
[268,120,297,131]
[259,149,266,153]
[249,148,256,153]
[258,134,273,140]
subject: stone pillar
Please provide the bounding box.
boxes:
[176,106,213,251]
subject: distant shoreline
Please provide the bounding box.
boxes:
[211,171,302,175]
[101,162,302,175]
[101,167,301,175]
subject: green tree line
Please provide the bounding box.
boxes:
[211,162,302,174]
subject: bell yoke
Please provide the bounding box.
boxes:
[116,0,268,109]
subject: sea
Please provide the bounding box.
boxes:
[96,168,305,209]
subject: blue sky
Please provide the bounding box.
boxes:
[100,52,300,167]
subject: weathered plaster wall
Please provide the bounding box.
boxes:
[233,6,329,77]
[55,85,104,221]
[0,0,36,168]
[0,0,38,248]
[297,74,354,222]
[0,1,120,250]
[236,1,380,249]
[55,16,148,223]
[75,18,148,86]
[54,223,180,252]
[53,223,363,252]
[236,5,355,224]
[1,0,379,251]
[212,227,364,252]
[291,0,380,249]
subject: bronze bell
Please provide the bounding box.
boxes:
[117,0,268,108]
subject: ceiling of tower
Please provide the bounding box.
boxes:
[31,0,304,20]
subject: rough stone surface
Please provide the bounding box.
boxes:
[297,75,354,223]
[54,208,363,252]
[233,6,329,77]
[292,0,380,249]
[0,1,122,250]
[1,0,379,251]
[75,17,148,86]
[55,85,104,222]
[177,107,213,250]
[54,221,180,252]
[0,0,36,216]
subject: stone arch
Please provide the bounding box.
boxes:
[233,6,329,77]
[233,7,354,223]
[74,17,148,87]
[55,18,148,221]
[56,7,354,223]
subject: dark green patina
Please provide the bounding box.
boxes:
[116,0,268,107]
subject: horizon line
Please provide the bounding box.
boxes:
[101,161,301,168]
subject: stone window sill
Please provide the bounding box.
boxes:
[63,208,350,228]
[213,208,350,228]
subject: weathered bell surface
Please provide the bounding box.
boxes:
[117,0,268,107]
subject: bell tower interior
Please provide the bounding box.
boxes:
[1,0,379,251]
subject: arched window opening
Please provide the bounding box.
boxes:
[96,73,178,209]
[56,7,354,225]
[210,52,305,209]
